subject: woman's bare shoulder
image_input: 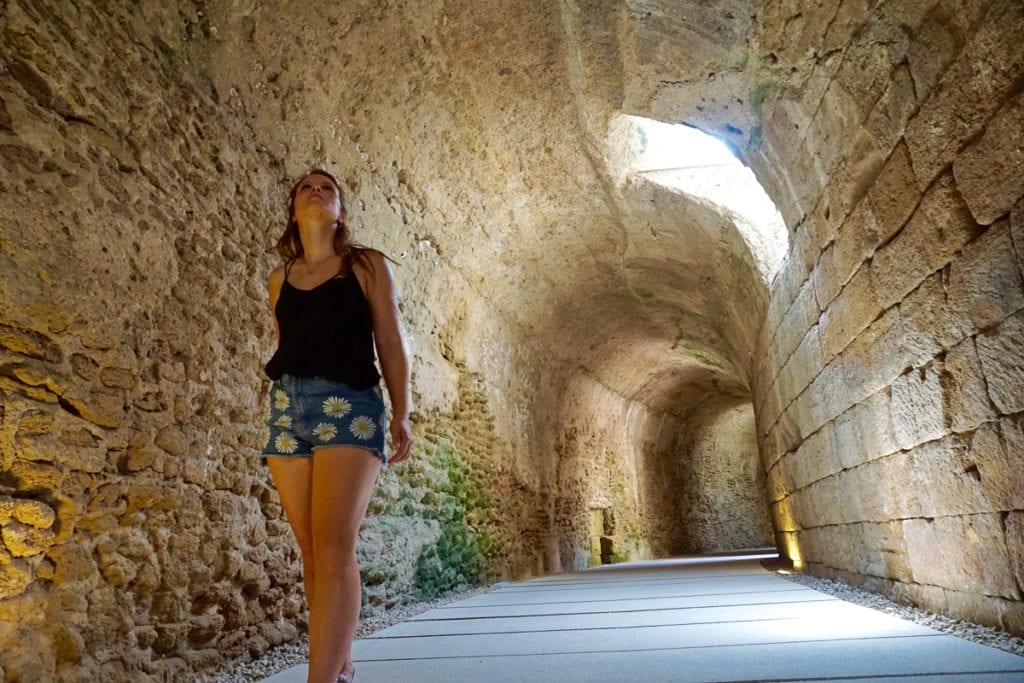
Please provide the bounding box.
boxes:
[352,247,390,275]
[267,263,287,295]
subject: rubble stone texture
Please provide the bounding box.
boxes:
[0,0,1021,680]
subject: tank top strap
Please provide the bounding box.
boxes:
[283,258,297,284]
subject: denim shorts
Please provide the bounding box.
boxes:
[261,374,387,465]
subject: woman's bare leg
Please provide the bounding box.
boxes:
[306,446,380,683]
[266,457,316,604]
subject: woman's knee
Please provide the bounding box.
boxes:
[312,538,358,575]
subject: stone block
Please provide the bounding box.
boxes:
[848,389,900,467]
[906,3,969,104]
[841,459,887,523]
[779,324,823,406]
[891,364,946,451]
[947,220,1024,331]
[1012,197,1024,280]
[901,580,950,614]
[791,216,828,290]
[839,305,904,409]
[98,367,134,390]
[944,587,1008,630]
[851,521,912,581]
[955,91,1024,225]
[867,142,920,246]
[1,521,55,557]
[941,336,996,434]
[809,77,872,179]
[1007,511,1024,600]
[775,276,822,366]
[969,419,1024,511]
[813,200,882,310]
[787,425,842,490]
[904,514,1020,600]
[898,434,989,518]
[0,499,55,529]
[821,0,872,54]
[831,406,861,470]
[864,64,919,160]
[770,497,799,533]
[793,359,841,437]
[800,524,854,569]
[819,264,880,362]
[976,307,1024,414]
[764,462,788,503]
[766,260,803,345]
[155,426,189,456]
[904,2,1024,189]
[758,0,844,65]
[872,173,982,312]
[899,274,972,368]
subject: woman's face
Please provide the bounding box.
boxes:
[292,173,343,225]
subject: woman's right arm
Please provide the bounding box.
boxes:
[267,265,285,344]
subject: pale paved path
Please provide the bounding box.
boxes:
[262,551,1024,682]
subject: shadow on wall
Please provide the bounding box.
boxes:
[670,397,774,554]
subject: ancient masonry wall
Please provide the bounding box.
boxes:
[0,3,666,681]
[752,0,1024,633]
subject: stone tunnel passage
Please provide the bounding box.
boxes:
[1,1,1023,681]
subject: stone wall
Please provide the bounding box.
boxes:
[752,0,1024,633]
[0,2,565,679]
[6,0,1020,680]
[674,399,773,553]
[0,1,690,680]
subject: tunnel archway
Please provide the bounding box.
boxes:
[1,1,1021,679]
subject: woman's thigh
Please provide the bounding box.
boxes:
[311,446,381,557]
[266,456,315,552]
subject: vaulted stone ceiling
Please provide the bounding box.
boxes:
[202,0,771,421]
[4,1,1020,677]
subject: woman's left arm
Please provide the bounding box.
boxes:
[362,250,413,463]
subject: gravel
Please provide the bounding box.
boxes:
[195,585,494,683]
[776,571,1024,658]
[198,571,1022,681]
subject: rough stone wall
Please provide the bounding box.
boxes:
[0,2,564,680]
[673,399,773,553]
[751,0,1024,634]
[0,3,298,680]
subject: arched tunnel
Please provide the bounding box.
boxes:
[0,0,1022,679]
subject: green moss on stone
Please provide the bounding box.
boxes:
[412,437,494,600]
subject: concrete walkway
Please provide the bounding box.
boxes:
[262,550,1024,682]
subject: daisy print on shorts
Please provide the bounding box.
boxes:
[323,396,352,418]
[273,389,289,410]
[349,416,377,440]
[273,413,293,429]
[275,431,298,454]
[313,422,338,442]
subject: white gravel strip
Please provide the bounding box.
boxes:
[777,571,1024,658]
[195,585,494,683]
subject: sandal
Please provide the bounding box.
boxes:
[337,661,356,683]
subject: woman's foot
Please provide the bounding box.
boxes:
[337,661,355,683]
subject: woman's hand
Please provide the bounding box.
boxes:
[389,417,413,464]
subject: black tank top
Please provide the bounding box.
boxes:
[264,257,381,389]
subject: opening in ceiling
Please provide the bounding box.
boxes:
[620,115,788,283]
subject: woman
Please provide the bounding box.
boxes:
[261,169,413,683]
